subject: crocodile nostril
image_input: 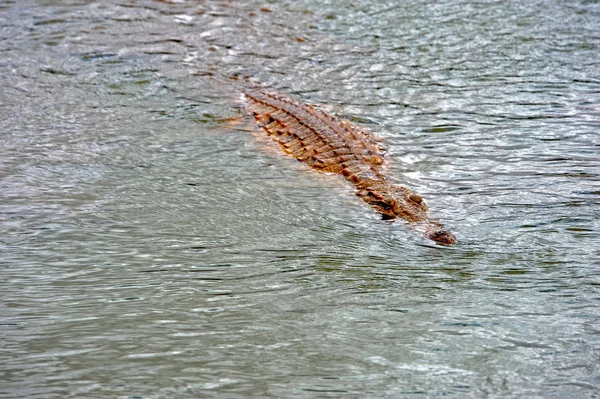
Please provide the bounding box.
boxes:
[426,229,457,246]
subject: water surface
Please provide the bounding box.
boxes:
[1,0,599,398]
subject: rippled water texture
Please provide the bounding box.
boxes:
[1,1,599,398]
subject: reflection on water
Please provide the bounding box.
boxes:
[1,0,599,398]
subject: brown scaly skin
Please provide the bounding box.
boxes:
[243,89,456,246]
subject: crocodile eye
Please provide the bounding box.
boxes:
[375,201,392,211]
[409,193,422,204]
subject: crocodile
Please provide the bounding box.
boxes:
[242,88,456,246]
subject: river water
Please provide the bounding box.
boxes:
[1,1,599,398]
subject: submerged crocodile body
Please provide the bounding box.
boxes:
[242,89,456,246]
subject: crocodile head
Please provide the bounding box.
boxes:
[359,184,456,245]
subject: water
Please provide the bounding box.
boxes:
[1,0,599,398]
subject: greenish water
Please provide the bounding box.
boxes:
[1,1,599,398]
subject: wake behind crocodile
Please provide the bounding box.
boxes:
[242,88,456,246]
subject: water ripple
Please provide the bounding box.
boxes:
[1,0,599,398]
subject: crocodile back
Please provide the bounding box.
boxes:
[243,90,384,177]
